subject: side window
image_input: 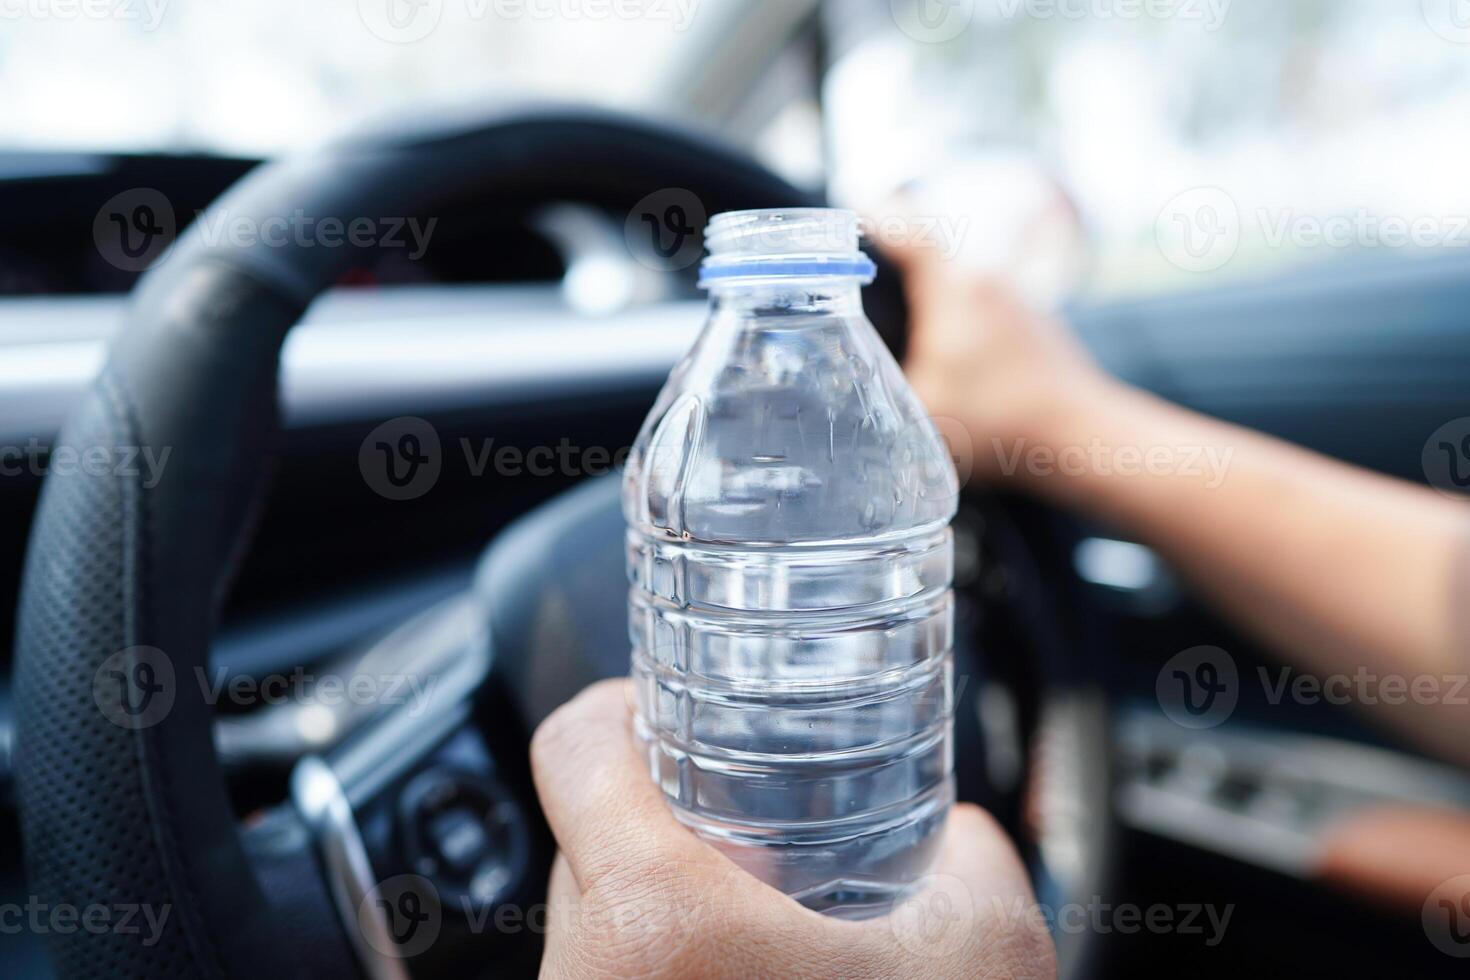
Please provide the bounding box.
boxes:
[825,0,1470,300]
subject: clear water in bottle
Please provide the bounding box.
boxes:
[624,208,958,918]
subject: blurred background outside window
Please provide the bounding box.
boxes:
[2,0,1468,300]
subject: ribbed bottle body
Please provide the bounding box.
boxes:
[624,210,958,917]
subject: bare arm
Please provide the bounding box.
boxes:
[1037,383,1470,762]
[892,244,1470,763]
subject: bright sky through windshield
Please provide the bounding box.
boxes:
[0,0,705,154]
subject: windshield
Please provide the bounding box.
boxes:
[0,0,709,154]
[6,0,1470,302]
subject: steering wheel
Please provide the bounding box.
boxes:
[13,106,1110,979]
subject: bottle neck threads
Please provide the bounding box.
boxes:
[698,208,876,288]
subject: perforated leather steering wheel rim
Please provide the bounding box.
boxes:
[12,104,908,980]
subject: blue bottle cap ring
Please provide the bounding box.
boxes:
[698,254,877,287]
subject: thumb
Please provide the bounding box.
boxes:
[883,804,1057,977]
[931,803,1039,916]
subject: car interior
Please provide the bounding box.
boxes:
[2,1,1469,977]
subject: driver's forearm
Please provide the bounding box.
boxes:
[1026,383,1470,762]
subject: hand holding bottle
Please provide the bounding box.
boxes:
[530,680,1058,980]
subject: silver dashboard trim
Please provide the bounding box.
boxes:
[1114,708,1470,876]
[0,288,703,443]
[291,755,412,980]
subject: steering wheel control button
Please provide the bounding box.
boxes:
[399,769,530,916]
[427,807,491,877]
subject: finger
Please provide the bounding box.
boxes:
[935,803,1034,895]
[544,850,581,940]
[811,805,1051,979]
[925,804,1056,975]
[540,852,583,978]
[1317,805,1470,910]
[529,678,712,889]
[547,850,581,909]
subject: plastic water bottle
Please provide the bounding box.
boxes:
[624,208,958,918]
